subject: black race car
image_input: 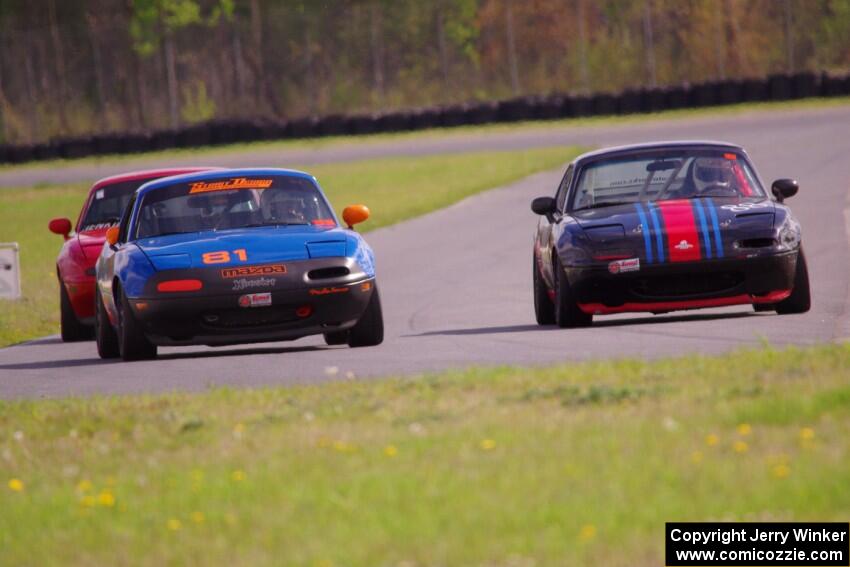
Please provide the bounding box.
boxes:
[531,141,810,327]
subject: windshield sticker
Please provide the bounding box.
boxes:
[189,178,274,194]
[608,175,669,187]
[81,222,118,231]
[95,189,105,199]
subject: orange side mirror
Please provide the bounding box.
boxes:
[342,205,370,229]
[48,218,72,240]
[105,226,120,246]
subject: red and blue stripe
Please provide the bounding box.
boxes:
[634,199,724,263]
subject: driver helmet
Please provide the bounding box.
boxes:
[261,189,308,223]
[199,193,231,217]
[692,157,734,194]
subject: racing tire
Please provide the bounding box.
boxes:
[775,248,811,315]
[554,256,593,328]
[348,285,384,348]
[533,253,555,325]
[117,290,157,361]
[60,281,94,341]
[324,331,350,346]
[95,290,120,359]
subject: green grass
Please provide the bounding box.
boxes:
[2,96,849,174]
[0,146,580,347]
[1,344,848,566]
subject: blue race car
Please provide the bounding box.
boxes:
[95,168,383,360]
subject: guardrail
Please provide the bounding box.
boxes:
[1,71,848,165]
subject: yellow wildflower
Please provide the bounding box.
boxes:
[332,440,357,453]
[737,423,752,436]
[772,463,791,479]
[80,495,96,508]
[75,479,92,493]
[383,445,398,457]
[691,451,704,464]
[231,470,246,482]
[191,511,205,524]
[480,439,497,451]
[733,441,749,454]
[233,423,246,438]
[167,518,182,531]
[705,434,719,447]
[98,490,115,507]
[579,524,597,541]
[799,427,815,441]
[7,478,24,492]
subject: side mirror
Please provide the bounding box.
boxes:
[342,204,370,229]
[531,196,556,216]
[105,226,120,247]
[771,179,799,202]
[48,218,72,240]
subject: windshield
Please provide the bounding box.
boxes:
[570,150,765,211]
[134,175,336,239]
[79,180,143,231]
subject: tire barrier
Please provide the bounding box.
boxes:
[2,71,849,164]
[768,73,792,101]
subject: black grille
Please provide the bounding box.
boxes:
[631,272,743,298]
[737,238,775,248]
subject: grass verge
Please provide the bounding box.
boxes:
[1,96,848,174]
[0,146,580,346]
[1,343,848,566]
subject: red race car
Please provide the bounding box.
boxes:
[49,168,215,341]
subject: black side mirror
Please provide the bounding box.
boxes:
[771,179,798,203]
[531,196,556,216]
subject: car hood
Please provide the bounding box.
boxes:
[572,197,776,263]
[76,229,110,263]
[136,225,349,271]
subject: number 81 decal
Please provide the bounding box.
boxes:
[202,249,248,264]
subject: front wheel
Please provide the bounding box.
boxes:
[348,286,384,347]
[95,290,119,359]
[533,253,555,325]
[775,248,811,315]
[60,281,93,341]
[117,290,157,361]
[554,257,592,328]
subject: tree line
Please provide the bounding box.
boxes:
[0,0,848,144]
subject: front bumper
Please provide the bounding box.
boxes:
[129,257,374,346]
[565,249,797,315]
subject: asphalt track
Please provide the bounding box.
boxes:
[1,106,849,398]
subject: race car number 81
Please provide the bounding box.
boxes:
[203,249,248,264]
